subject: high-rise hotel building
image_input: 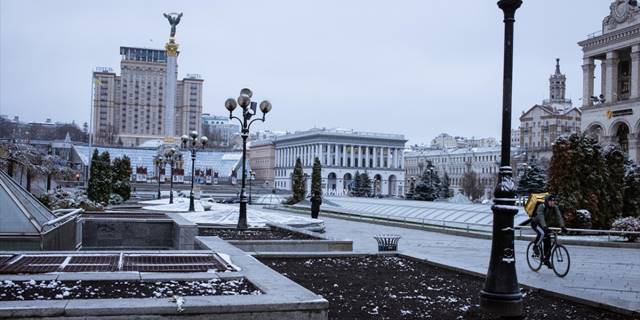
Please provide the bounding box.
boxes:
[92,47,203,147]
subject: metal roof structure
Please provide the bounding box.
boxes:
[0,170,81,250]
[0,170,57,235]
[73,145,243,178]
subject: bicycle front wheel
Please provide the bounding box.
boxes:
[526,241,542,272]
[551,245,570,277]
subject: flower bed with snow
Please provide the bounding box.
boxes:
[0,279,261,301]
[199,227,320,240]
[259,255,634,320]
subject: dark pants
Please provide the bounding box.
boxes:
[531,220,551,261]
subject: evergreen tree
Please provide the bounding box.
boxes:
[310,157,322,218]
[516,163,547,196]
[112,155,132,201]
[413,161,441,201]
[603,146,625,222]
[87,149,101,202]
[548,134,619,229]
[311,157,322,198]
[548,135,582,224]
[291,158,305,203]
[623,161,640,218]
[88,150,112,204]
[352,171,361,196]
[359,172,372,197]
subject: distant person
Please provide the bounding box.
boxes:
[310,191,322,219]
[531,194,567,267]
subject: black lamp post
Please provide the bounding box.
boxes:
[480,0,523,317]
[249,170,255,205]
[164,147,180,204]
[181,131,208,212]
[224,88,272,230]
[154,155,165,200]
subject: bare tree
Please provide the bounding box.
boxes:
[460,164,484,202]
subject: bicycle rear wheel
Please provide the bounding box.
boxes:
[526,241,542,271]
[551,244,570,277]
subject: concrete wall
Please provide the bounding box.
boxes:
[81,218,174,250]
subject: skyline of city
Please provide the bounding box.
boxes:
[0,0,611,145]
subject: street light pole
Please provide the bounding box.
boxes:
[154,156,164,200]
[181,132,207,212]
[480,0,523,318]
[225,88,272,230]
[249,170,254,205]
[164,147,178,204]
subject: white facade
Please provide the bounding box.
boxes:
[579,0,640,163]
[404,147,507,200]
[273,128,407,197]
[519,59,581,162]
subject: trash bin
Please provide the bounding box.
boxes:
[374,234,401,251]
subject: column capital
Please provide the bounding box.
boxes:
[582,57,595,65]
[606,51,619,61]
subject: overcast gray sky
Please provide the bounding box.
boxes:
[0,0,610,145]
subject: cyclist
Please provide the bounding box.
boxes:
[531,194,568,268]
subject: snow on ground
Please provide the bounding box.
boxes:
[141,197,206,212]
[177,202,325,231]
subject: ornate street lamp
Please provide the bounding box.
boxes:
[153,155,165,200]
[225,88,272,229]
[480,0,523,317]
[181,131,208,211]
[164,147,181,204]
[249,170,255,205]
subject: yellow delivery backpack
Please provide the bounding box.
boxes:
[524,193,548,218]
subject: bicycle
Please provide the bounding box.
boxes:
[526,230,571,277]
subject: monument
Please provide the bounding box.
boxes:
[163,12,182,140]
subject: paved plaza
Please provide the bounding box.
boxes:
[274,207,640,314]
[310,197,532,229]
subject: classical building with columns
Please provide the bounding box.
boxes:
[404,146,506,200]
[272,128,407,196]
[519,59,581,163]
[579,0,640,163]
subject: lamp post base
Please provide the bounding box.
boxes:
[480,291,523,318]
[189,195,195,212]
[237,199,248,230]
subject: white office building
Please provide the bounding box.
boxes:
[273,128,407,196]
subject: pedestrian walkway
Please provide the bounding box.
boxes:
[298,197,531,230]
[281,209,640,314]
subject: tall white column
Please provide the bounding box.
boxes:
[342,145,347,167]
[373,147,378,168]
[631,45,640,99]
[305,145,309,166]
[365,146,369,168]
[379,147,384,168]
[319,144,324,165]
[582,57,595,107]
[350,145,354,168]
[605,51,619,103]
[164,46,177,137]
[392,148,398,169]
